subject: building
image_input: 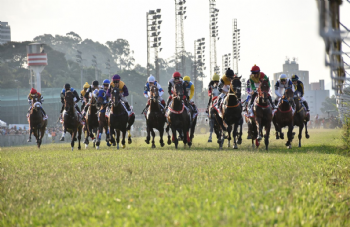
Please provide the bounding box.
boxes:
[273,58,330,117]
[0,21,11,45]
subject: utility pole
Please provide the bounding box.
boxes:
[232,19,241,75]
[175,0,187,76]
[92,55,97,81]
[76,50,83,88]
[209,0,219,77]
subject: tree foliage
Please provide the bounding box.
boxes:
[321,95,338,114]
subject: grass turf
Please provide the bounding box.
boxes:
[0,129,349,226]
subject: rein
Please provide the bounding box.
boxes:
[168,103,185,114]
[278,106,292,113]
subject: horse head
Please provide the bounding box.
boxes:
[173,82,184,101]
[258,80,270,103]
[149,85,159,103]
[284,87,294,104]
[64,91,74,113]
[230,77,242,98]
[96,90,106,109]
[211,84,220,97]
[112,87,120,107]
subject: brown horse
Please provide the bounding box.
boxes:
[95,90,111,148]
[253,80,272,150]
[84,91,99,148]
[273,87,294,149]
[62,91,82,151]
[145,85,166,148]
[166,82,191,149]
[293,94,310,147]
[27,97,47,148]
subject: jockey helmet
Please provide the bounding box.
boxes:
[172,71,181,78]
[83,82,90,89]
[64,83,71,90]
[92,80,99,86]
[183,76,191,82]
[148,75,156,83]
[225,68,234,79]
[112,74,121,82]
[103,79,110,85]
[291,75,299,82]
[251,65,260,73]
[279,74,287,81]
[212,73,220,82]
[30,88,37,95]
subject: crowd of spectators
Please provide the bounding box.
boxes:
[0,125,62,137]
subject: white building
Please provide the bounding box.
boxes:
[0,21,11,45]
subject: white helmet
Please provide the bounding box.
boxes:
[279,74,287,80]
[148,75,156,83]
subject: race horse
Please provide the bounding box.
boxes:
[109,87,135,149]
[84,90,99,148]
[208,84,225,148]
[144,85,166,148]
[95,90,111,149]
[27,97,47,148]
[166,82,191,149]
[252,80,272,150]
[62,91,82,150]
[293,92,310,147]
[273,87,295,149]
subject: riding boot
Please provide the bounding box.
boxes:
[124,102,131,111]
[142,104,149,114]
[165,96,171,109]
[268,96,276,109]
[41,108,47,119]
[84,105,89,116]
[303,101,309,111]
[249,92,257,106]
[206,96,212,113]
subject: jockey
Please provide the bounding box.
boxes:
[165,71,186,109]
[206,73,220,113]
[291,74,309,112]
[248,65,275,110]
[242,78,252,111]
[142,75,166,113]
[217,68,235,106]
[183,76,198,116]
[80,82,90,110]
[83,80,100,115]
[60,83,82,116]
[106,74,132,114]
[102,79,110,92]
[27,88,47,119]
[274,74,294,107]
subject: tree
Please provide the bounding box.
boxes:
[321,95,338,114]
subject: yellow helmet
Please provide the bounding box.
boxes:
[83,82,90,89]
[212,73,220,81]
[183,76,191,82]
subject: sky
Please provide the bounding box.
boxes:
[1,0,350,92]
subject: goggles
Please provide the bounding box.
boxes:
[280,79,286,82]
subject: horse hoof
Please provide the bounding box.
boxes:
[145,140,150,144]
[275,136,279,140]
[113,142,116,146]
[152,144,156,148]
[288,145,292,149]
[60,137,64,141]
[71,147,74,151]
[96,146,99,150]
[237,139,242,145]
[280,134,284,140]
[208,139,212,143]
[92,139,96,143]
[247,135,252,139]
[233,145,238,149]
[160,142,165,147]
[85,144,88,149]
[27,139,31,142]
[167,140,171,145]
[257,136,262,141]
[306,134,310,139]
[128,139,132,144]
[122,145,126,149]
[107,141,111,147]
[74,137,77,141]
[117,144,119,149]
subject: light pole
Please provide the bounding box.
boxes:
[76,50,84,89]
[92,55,98,81]
[232,19,240,75]
[147,9,162,81]
[209,0,219,76]
[222,53,231,72]
[194,38,205,102]
[175,0,187,76]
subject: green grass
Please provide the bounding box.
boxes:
[1,129,349,226]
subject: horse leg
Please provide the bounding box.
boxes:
[84,124,89,145]
[256,118,263,141]
[233,124,238,149]
[127,115,134,144]
[208,117,214,142]
[166,124,171,145]
[151,128,156,148]
[121,129,126,149]
[237,118,243,145]
[285,124,293,149]
[37,127,41,148]
[71,129,76,151]
[27,128,32,142]
[227,125,232,148]
[298,124,303,147]
[305,120,310,139]
[128,129,132,144]
[116,130,120,149]
[171,127,178,149]
[159,126,165,147]
[104,124,111,147]
[145,123,150,144]
[77,126,82,150]
[265,124,271,151]
[110,126,116,146]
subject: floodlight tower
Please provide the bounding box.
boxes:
[209,0,219,77]
[175,0,187,76]
[222,53,231,72]
[232,19,240,75]
[194,38,206,102]
[147,9,162,81]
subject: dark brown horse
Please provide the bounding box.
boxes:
[293,93,310,147]
[62,91,82,151]
[145,85,166,148]
[95,90,111,148]
[27,97,47,148]
[273,87,294,149]
[84,91,99,148]
[220,77,243,149]
[166,82,191,149]
[207,84,221,143]
[253,80,272,150]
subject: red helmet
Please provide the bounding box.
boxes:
[172,71,181,78]
[251,65,260,73]
[30,88,37,94]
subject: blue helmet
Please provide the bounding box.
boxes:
[103,79,110,85]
